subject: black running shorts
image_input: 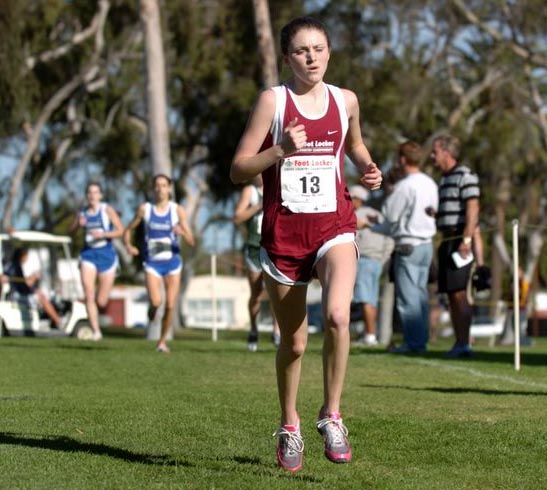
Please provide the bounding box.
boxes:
[437,236,474,293]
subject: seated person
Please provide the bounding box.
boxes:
[6,247,64,329]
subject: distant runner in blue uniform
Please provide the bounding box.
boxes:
[123,174,195,353]
[71,181,124,341]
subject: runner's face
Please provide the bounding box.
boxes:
[154,177,171,201]
[285,28,330,86]
[86,185,102,206]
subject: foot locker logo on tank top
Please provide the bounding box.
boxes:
[281,154,336,213]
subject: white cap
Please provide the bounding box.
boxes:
[349,185,369,202]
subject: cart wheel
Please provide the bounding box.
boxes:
[72,322,94,340]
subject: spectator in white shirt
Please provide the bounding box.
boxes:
[380,141,438,353]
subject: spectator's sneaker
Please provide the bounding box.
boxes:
[272,332,281,348]
[388,344,425,354]
[443,343,473,359]
[247,332,258,352]
[388,343,411,353]
[362,334,378,346]
[275,424,304,472]
[316,411,352,463]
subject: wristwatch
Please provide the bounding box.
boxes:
[463,236,472,246]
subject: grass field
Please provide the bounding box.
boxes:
[1,329,546,489]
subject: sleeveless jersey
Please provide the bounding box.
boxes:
[81,203,114,251]
[143,201,180,262]
[260,83,356,257]
[245,185,263,248]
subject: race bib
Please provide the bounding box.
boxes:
[280,155,337,213]
[86,229,107,249]
[148,237,173,261]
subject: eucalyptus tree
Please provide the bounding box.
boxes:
[0,0,147,233]
[3,0,544,288]
[305,0,547,293]
[0,0,114,231]
[252,0,279,88]
[140,0,172,178]
[445,0,547,292]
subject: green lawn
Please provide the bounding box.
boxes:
[1,329,546,489]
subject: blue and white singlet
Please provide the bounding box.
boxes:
[143,202,182,277]
[80,203,118,273]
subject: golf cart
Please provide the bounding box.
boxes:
[0,230,93,339]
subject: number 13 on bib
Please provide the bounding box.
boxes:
[281,155,337,213]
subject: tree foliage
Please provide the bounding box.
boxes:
[0,0,545,276]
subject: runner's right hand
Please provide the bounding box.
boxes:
[280,118,307,156]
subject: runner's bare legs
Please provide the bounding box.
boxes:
[247,269,264,337]
[160,273,181,347]
[81,264,100,335]
[145,272,180,350]
[96,269,116,311]
[265,276,309,427]
[315,242,357,415]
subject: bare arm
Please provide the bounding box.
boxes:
[174,205,195,247]
[233,185,262,225]
[343,89,382,190]
[230,89,308,184]
[104,205,124,239]
[459,198,480,258]
[123,204,146,256]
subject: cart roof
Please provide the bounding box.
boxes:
[0,230,72,245]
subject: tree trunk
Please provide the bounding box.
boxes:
[252,0,278,88]
[140,0,172,177]
[491,174,512,312]
[140,0,174,338]
[523,180,546,284]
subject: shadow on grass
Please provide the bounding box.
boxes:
[101,327,146,339]
[351,347,547,366]
[233,455,262,465]
[56,343,112,351]
[178,344,278,356]
[0,340,112,351]
[359,383,547,397]
[231,454,323,483]
[0,432,192,467]
[0,432,322,480]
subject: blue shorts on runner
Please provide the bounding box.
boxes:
[144,255,182,278]
[80,247,118,274]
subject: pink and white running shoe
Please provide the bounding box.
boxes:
[275,424,304,472]
[316,411,352,463]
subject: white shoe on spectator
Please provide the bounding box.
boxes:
[353,333,378,347]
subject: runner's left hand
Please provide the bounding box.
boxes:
[360,162,382,190]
